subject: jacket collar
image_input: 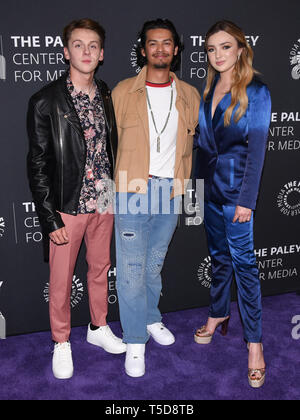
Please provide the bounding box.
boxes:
[129,65,188,104]
[55,71,111,135]
[57,70,110,98]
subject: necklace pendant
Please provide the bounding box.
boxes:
[157,136,160,153]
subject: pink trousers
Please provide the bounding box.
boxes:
[49,212,114,343]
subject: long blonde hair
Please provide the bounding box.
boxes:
[203,20,258,126]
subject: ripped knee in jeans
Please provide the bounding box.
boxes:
[121,230,136,241]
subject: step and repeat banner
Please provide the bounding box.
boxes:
[0,0,299,336]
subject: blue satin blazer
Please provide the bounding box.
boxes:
[194,76,271,210]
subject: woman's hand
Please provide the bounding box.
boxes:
[232,206,252,223]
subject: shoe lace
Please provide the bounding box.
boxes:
[53,342,71,361]
[103,325,118,340]
[152,322,165,331]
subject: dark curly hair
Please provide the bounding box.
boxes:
[136,18,183,72]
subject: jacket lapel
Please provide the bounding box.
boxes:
[173,76,188,167]
[97,80,112,133]
[130,67,150,148]
[201,76,218,155]
[58,75,84,137]
[136,89,150,149]
[212,92,231,132]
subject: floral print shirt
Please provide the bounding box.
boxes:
[67,75,112,214]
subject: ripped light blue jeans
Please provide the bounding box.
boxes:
[115,178,181,344]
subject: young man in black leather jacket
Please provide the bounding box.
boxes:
[27,18,125,380]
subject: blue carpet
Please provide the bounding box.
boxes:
[0,293,299,400]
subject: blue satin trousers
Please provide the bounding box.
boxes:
[204,201,262,343]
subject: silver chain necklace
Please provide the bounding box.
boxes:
[74,80,96,98]
[146,80,174,153]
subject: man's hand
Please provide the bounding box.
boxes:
[232,206,252,223]
[49,227,69,245]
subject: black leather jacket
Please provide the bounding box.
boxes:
[27,73,118,235]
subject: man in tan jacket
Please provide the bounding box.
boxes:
[112,18,200,377]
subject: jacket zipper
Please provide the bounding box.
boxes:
[57,105,64,208]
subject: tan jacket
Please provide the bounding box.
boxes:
[112,66,200,196]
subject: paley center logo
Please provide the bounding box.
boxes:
[130,41,142,75]
[197,256,212,289]
[0,216,6,238]
[43,275,84,309]
[0,35,6,81]
[277,180,300,217]
[290,38,300,80]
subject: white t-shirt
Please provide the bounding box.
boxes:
[146,79,178,178]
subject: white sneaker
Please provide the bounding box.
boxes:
[125,344,145,378]
[87,324,126,354]
[52,342,74,380]
[147,322,175,345]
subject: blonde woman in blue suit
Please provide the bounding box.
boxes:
[194,20,271,388]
